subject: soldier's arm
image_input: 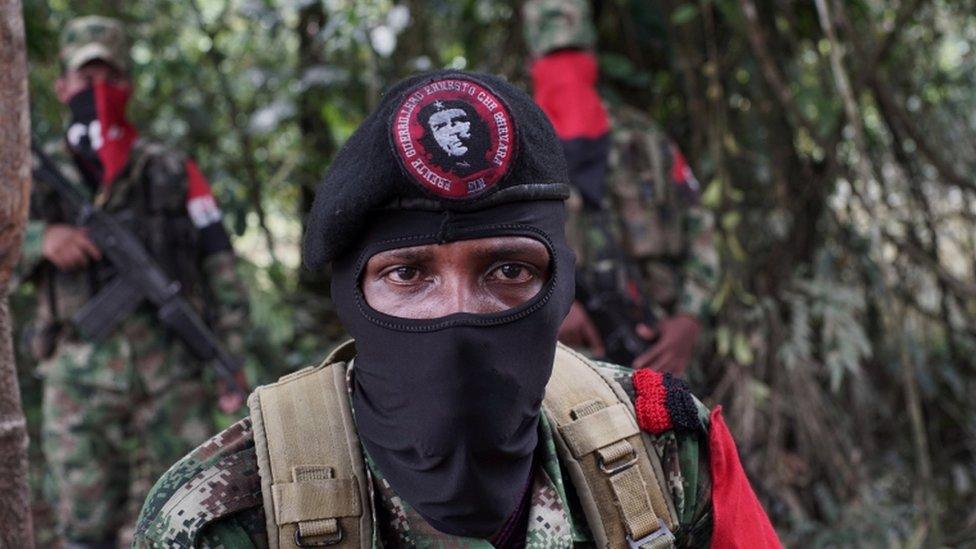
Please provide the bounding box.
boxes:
[184,159,251,357]
[672,151,720,320]
[15,179,61,281]
[19,152,102,280]
[134,418,266,548]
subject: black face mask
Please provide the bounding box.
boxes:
[331,200,575,537]
[65,87,105,186]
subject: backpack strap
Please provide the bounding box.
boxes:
[544,343,678,548]
[250,339,674,548]
[248,340,371,549]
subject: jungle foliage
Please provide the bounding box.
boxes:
[19,0,976,545]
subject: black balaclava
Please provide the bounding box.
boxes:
[332,200,574,536]
[304,70,574,537]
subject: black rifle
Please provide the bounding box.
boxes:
[577,264,657,366]
[575,211,657,366]
[31,142,245,395]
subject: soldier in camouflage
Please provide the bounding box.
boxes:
[135,70,777,548]
[18,16,250,548]
[524,0,719,374]
[134,360,716,548]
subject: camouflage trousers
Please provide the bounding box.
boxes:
[40,319,215,546]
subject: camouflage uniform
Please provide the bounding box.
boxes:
[18,17,250,546]
[525,0,719,321]
[134,360,713,548]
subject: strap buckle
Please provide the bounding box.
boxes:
[294,526,343,547]
[599,444,638,475]
[627,519,675,549]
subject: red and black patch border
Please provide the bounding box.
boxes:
[388,75,519,202]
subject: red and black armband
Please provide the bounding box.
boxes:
[185,159,232,256]
[632,369,702,435]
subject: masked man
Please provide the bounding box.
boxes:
[19,16,250,548]
[524,0,720,374]
[135,70,777,548]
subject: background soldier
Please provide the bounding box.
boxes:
[134,70,777,548]
[19,16,250,548]
[524,0,719,374]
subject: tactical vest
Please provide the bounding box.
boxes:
[566,107,693,310]
[605,107,687,261]
[31,139,205,351]
[248,341,679,548]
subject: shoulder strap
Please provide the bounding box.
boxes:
[94,138,156,208]
[248,340,371,549]
[543,343,678,548]
[131,140,188,210]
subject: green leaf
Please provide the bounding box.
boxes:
[717,326,731,356]
[702,178,723,208]
[671,5,699,25]
[749,379,771,402]
[721,211,741,231]
[733,332,754,365]
[727,233,747,261]
[710,276,733,313]
[600,52,637,80]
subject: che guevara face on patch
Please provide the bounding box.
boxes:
[390,77,517,200]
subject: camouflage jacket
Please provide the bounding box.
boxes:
[566,106,719,319]
[134,360,714,548]
[20,138,249,372]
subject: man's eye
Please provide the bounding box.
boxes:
[387,266,420,283]
[491,264,532,282]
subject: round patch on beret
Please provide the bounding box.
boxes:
[390,77,517,199]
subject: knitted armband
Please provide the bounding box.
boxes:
[633,369,701,435]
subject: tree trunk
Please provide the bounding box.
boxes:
[0,0,35,546]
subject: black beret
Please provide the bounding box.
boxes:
[303,69,570,270]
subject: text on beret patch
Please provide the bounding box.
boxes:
[390,78,516,199]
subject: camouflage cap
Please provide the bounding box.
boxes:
[60,16,129,72]
[522,0,596,58]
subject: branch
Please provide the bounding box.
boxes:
[831,0,976,195]
[868,0,926,69]
[814,0,878,188]
[820,0,924,165]
[884,228,976,299]
[188,0,279,263]
[736,0,826,149]
[872,77,976,193]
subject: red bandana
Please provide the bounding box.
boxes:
[530,50,609,140]
[93,81,138,185]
